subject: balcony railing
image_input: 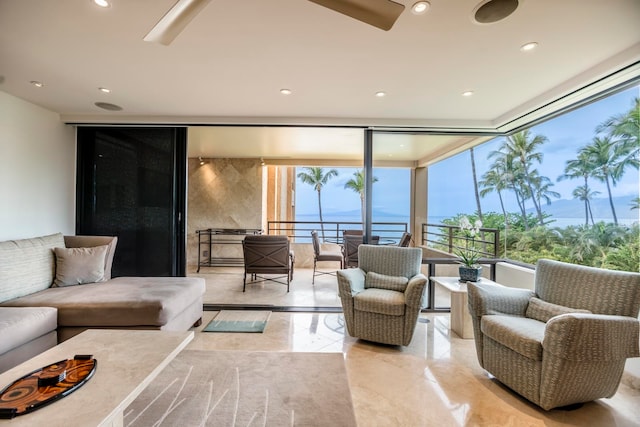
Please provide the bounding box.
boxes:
[267,221,408,244]
[421,223,499,258]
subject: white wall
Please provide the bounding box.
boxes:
[0,91,75,240]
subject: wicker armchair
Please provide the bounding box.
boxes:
[242,235,294,292]
[467,258,640,410]
[337,245,427,346]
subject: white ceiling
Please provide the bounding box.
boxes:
[1,0,639,162]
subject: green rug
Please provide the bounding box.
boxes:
[203,310,271,333]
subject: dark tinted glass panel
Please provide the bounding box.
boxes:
[76,127,186,277]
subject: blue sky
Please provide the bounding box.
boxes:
[296,85,639,221]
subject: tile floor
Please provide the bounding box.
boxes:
[187,267,640,426]
[193,266,452,309]
[187,311,640,427]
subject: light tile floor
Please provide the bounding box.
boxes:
[193,266,453,308]
[188,266,640,426]
[187,311,640,427]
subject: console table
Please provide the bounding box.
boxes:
[196,228,262,271]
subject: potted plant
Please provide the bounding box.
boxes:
[455,216,483,282]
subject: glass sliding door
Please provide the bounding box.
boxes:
[76,127,187,277]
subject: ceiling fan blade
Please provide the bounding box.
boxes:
[307,0,405,31]
[144,0,213,45]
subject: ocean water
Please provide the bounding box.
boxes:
[293,213,410,243]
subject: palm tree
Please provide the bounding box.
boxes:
[344,169,378,226]
[297,167,338,240]
[572,185,601,225]
[488,146,530,230]
[530,173,560,222]
[597,97,639,168]
[581,136,626,225]
[631,197,640,211]
[470,147,483,222]
[479,167,509,227]
[558,151,595,226]
[501,130,548,225]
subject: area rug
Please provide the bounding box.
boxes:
[203,310,271,333]
[124,350,357,426]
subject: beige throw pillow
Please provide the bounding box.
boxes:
[365,271,409,292]
[54,245,108,287]
[525,297,591,323]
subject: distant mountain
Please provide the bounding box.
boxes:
[532,195,639,220]
[296,209,407,218]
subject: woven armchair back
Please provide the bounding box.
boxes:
[357,245,422,278]
[535,259,640,317]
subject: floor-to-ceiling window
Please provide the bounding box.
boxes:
[426,85,640,272]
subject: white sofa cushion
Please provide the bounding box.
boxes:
[0,233,63,303]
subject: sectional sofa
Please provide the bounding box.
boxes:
[0,233,205,372]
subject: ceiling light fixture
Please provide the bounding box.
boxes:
[98,87,111,93]
[520,41,538,52]
[280,89,292,95]
[375,91,386,97]
[411,1,430,15]
[94,101,123,111]
[92,0,111,8]
[30,81,44,88]
[473,0,519,24]
[462,91,474,97]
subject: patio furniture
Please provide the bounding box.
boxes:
[311,230,343,284]
[337,245,427,346]
[242,235,294,292]
[398,232,412,247]
[467,258,640,410]
[342,234,379,268]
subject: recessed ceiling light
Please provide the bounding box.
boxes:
[462,91,474,97]
[93,0,110,8]
[520,41,538,52]
[30,81,44,88]
[98,87,111,93]
[375,91,386,97]
[280,89,292,95]
[411,1,430,15]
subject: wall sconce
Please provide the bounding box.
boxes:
[198,156,205,166]
[260,157,265,166]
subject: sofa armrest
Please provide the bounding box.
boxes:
[467,281,534,318]
[64,235,118,280]
[405,274,428,308]
[543,313,640,361]
[337,268,365,299]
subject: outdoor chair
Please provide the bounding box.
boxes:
[398,232,412,247]
[467,258,640,410]
[342,234,379,268]
[311,230,343,284]
[337,245,427,346]
[242,235,294,292]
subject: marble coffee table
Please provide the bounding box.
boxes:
[0,329,193,426]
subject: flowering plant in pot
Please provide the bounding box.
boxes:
[455,216,483,282]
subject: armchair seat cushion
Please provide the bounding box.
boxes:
[482,315,546,361]
[354,288,405,316]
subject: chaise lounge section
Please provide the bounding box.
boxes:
[0,233,205,371]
